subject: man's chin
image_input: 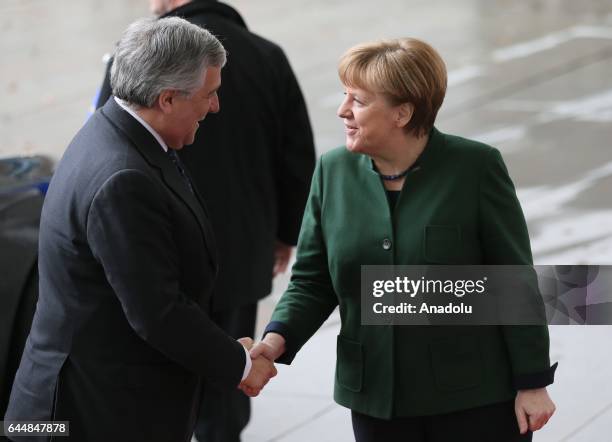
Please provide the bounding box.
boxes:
[181,131,199,148]
[180,139,194,148]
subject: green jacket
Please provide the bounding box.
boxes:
[267,128,555,419]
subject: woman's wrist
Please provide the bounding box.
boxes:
[263,332,286,360]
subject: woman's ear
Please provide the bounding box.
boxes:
[396,102,414,128]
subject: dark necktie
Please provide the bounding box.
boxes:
[167,149,195,195]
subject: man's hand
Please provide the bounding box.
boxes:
[237,333,286,397]
[250,332,286,362]
[239,354,277,397]
[515,388,556,434]
[273,241,293,277]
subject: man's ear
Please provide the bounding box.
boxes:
[157,90,176,114]
[396,102,414,129]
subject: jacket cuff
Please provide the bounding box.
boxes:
[263,321,298,365]
[513,362,558,390]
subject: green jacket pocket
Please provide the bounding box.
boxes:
[336,335,363,392]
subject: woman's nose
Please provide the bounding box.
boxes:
[337,97,350,118]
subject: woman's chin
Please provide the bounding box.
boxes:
[345,142,368,155]
[345,139,359,152]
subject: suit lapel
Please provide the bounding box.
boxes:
[100,98,218,272]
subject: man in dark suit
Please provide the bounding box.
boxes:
[4,17,276,442]
[95,2,316,441]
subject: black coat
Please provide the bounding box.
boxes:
[4,98,247,442]
[97,0,316,311]
[0,191,41,421]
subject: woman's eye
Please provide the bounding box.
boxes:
[343,92,363,104]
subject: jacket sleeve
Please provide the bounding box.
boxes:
[266,157,338,363]
[479,147,557,389]
[86,169,246,388]
[273,47,316,245]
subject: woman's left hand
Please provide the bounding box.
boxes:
[515,388,556,434]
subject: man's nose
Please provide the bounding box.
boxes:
[210,94,220,113]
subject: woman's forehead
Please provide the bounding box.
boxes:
[343,84,377,96]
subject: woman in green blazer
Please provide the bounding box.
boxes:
[250,38,557,441]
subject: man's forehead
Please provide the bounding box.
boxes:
[204,67,222,90]
[206,79,221,93]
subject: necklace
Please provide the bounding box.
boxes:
[377,166,414,181]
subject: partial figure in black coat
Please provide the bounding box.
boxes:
[95,2,316,441]
[0,189,42,420]
[4,17,276,442]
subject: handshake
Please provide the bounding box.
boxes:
[237,333,286,397]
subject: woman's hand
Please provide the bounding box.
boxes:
[515,388,556,434]
[250,332,286,361]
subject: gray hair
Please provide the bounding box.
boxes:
[110,16,226,108]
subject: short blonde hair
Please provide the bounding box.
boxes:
[338,38,447,137]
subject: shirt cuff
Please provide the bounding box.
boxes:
[240,344,252,381]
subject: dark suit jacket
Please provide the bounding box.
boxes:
[96,0,316,312]
[266,128,556,418]
[4,98,247,442]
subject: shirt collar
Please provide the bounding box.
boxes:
[114,97,169,152]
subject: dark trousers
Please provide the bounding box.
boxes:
[352,400,533,442]
[193,303,257,442]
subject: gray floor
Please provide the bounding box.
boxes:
[2,1,612,440]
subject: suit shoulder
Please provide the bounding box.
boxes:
[56,114,159,199]
[241,32,292,77]
[218,21,286,59]
[199,14,286,61]
[241,29,284,55]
